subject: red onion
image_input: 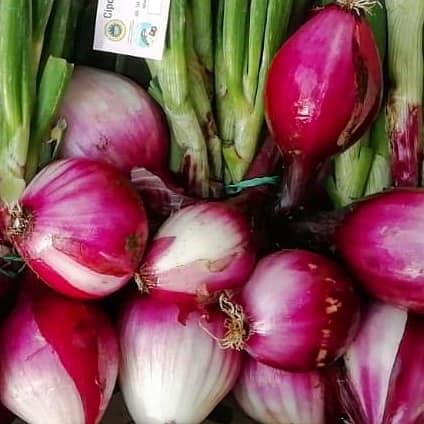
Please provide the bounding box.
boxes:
[234,355,328,424]
[58,66,169,175]
[138,202,256,304]
[5,158,149,299]
[265,1,382,212]
[334,188,424,312]
[119,296,241,424]
[0,273,119,424]
[333,301,424,423]
[217,249,360,371]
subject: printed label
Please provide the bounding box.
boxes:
[93,0,170,60]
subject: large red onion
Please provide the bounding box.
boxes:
[119,296,241,424]
[265,1,382,212]
[234,355,328,424]
[138,202,256,304]
[5,158,149,299]
[217,249,360,371]
[333,301,424,423]
[0,272,119,424]
[334,188,424,312]
[58,66,169,175]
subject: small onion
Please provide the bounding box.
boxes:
[0,273,119,424]
[138,202,256,303]
[6,158,149,299]
[234,355,327,424]
[218,249,360,371]
[334,188,424,312]
[58,66,169,175]
[333,301,424,423]
[119,296,241,424]
[265,1,382,212]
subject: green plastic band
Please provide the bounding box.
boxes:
[224,175,280,195]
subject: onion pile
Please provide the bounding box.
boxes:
[1,0,422,422]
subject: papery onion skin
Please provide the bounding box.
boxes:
[239,249,360,371]
[334,188,424,312]
[58,66,169,175]
[334,301,424,423]
[119,296,241,424]
[265,4,382,212]
[139,202,256,303]
[0,273,119,424]
[7,158,148,300]
[234,355,326,424]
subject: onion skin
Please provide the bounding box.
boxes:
[334,302,424,423]
[7,158,148,300]
[334,188,424,312]
[234,355,326,424]
[0,273,119,424]
[58,66,169,175]
[119,296,241,424]
[140,202,256,304]
[239,249,360,371]
[265,4,382,212]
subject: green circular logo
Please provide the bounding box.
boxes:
[104,20,126,41]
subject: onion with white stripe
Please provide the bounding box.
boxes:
[4,158,149,299]
[234,355,327,424]
[119,296,241,424]
[138,202,256,304]
[0,272,119,424]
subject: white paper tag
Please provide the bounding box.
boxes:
[93,0,171,60]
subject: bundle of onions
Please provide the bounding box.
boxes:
[4,158,149,300]
[265,0,382,213]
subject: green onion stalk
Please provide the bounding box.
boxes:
[326,0,388,207]
[0,1,78,205]
[385,0,424,187]
[364,109,391,195]
[147,0,218,197]
[26,0,85,179]
[215,0,293,184]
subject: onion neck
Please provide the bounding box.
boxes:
[274,154,315,216]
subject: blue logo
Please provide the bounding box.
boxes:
[135,23,158,47]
